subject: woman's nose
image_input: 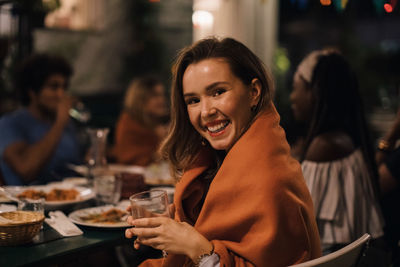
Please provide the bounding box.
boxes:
[200,99,216,118]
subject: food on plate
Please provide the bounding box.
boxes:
[79,208,127,223]
[46,188,80,201]
[17,188,80,201]
[17,189,47,200]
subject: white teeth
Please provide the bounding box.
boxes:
[207,121,229,133]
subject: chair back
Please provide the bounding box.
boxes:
[289,233,371,267]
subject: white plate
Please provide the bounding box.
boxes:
[67,164,89,177]
[4,185,95,210]
[68,205,130,228]
[108,164,145,175]
[0,192,11,203]
[62,177,89,186]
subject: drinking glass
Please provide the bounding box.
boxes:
[18,198,45,232]
[17,198,45,215]
[129,190,170,219]
[86,128,109,179]
[130,190,170,257]
[93,175,122,205]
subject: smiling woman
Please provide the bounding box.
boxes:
[125,37,322,267]
[182,58,260,151]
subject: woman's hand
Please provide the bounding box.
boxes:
[125,216,213,262]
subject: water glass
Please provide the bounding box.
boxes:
[18,198,45,232]
[93,175,122,205]
[129,190,170,219]
[17,198,45,215]
[130,189,170,257]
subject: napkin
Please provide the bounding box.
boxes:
[45,211,83,237]
[0,204,17,213]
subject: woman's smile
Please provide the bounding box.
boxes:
[204,120,230,136]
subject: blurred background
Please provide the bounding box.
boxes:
[0,0,398,142]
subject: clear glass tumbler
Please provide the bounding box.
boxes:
[130,189,170,257]
[17,198,45,215]
[129,190,170,219]
[93,175,122,205]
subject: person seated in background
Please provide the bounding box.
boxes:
[110,75,169,166]
[290,49,385,254]
[376,108,400,265]
[0,53,82,185]
[125,37,321,266]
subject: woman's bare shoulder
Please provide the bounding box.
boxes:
[304,131,355,162]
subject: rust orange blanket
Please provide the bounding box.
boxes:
[141,104,321,266]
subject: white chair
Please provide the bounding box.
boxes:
[289,233,371,267]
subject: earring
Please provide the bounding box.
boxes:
[251,105,257,112]
[201,138,207,146]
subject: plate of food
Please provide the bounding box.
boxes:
[68,205,129,228]
[4,185,95,210]
[0,191,12,203]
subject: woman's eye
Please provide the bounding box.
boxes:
[213,88,226,97]
[185,98,199,105]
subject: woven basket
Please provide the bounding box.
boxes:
[0,211,45,246]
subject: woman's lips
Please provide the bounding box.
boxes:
[205,120,230,137]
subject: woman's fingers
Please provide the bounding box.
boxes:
[136,236,164,250]
[129,227,159,238]
[134,239,141,250]
[127,215,170,226]
[131,216,170,227]
[127,216,134,225]
[125,228,135,238]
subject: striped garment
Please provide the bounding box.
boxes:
[302,149,384,248]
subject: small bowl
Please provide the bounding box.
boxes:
[0,211,45,246]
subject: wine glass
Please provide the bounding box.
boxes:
[129,190,170,257]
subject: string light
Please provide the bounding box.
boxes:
[384,3,393,12]
[320,0,332,5]
[306,0,397,14]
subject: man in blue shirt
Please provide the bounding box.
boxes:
[0,54,82,185]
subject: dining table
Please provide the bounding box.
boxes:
[0,222,130,267]
[0,164,175,267]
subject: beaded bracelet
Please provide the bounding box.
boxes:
[193,245,214,267]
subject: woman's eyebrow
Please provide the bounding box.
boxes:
[205,81,229,92]
[183,81,230,98]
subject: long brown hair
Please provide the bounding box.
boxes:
[124,75,163,127]
[161,37,274,180]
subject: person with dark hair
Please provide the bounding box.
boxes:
[0,53,82,185]
[290,49,384,253]
[110,75,169,166]
[125,37,321,266]
[376,108,400,265]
